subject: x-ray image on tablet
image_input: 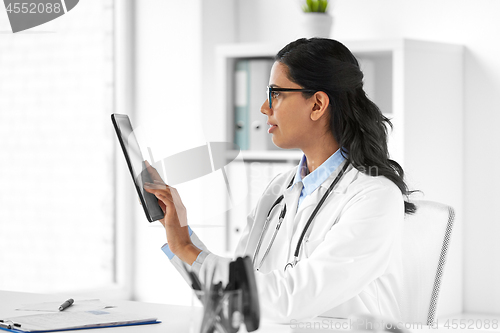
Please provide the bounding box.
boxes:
[111,114,164,222]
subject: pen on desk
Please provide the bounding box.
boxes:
[59,298,74,311]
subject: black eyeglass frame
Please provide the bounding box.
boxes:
[267,86,316,109]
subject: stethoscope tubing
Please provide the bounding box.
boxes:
[252,161,350,272]
[252,192,288,270]
[292,161,350,259]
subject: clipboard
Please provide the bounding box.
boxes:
[0,310,160,332]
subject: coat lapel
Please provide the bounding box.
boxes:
[287,163,358,260]
[283,182,302,257]
[244,169,298,260]
[288,187,324,259]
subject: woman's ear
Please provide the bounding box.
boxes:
[310,91,330,121]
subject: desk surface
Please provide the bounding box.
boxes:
[0,290,291,333]
[1,290,499,333]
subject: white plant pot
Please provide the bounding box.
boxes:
[300,13,333,38]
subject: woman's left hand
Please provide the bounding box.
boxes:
[143,161,201,264]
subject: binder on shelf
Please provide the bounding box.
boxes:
[233,58,277,151]
[248,59,276,151]
[357,56,392,116]
[226,160,248,252]
[247,162,272,212]
[358,57,375,104]
[234,60,249,150]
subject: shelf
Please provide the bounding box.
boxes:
[227,149,302,162]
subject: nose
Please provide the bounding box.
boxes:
[261,100,271,115]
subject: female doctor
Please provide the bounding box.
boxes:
[144,38,415,322]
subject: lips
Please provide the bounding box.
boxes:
[267,121,277,134]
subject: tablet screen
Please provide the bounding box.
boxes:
[111,114,164,222]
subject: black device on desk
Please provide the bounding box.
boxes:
[228,256,260,332]
[111,114,164,222]
[194,256,259,333]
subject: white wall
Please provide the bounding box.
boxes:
[132,0,236,305]
[0,0,117,295]
[132,0,204,305]
[235,0,500,315]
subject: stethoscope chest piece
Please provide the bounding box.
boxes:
[284,257,298,272]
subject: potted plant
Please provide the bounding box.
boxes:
[302,0,329,13]
[300,0,333,38]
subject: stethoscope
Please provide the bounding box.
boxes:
[252,161,350,272]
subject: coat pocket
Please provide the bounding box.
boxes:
[304,237,324,257]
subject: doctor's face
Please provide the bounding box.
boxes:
[261,61,315,149]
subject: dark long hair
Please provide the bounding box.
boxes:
[275,38,416,214]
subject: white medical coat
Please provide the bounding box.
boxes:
[169,161,404,322]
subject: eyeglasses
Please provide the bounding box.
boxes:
[266,86,316,109]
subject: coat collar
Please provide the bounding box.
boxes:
[283,179,303,247]
[320,160,357,194]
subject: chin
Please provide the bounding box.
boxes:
[271,137,295,150]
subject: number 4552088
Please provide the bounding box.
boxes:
[6,2,62,14]
[443,319,498,329]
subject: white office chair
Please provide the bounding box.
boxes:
[399,200,455,325]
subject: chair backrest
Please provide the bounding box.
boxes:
[399,200,455,325]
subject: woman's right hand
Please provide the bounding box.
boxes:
[143,161,201,264]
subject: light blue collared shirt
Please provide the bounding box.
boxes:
[293,149,346,209]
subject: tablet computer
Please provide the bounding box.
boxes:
[111,114,164,222]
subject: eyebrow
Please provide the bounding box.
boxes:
[269,84,281,88]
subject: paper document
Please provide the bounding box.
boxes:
[1,310,159,332]
[16,299,114,312]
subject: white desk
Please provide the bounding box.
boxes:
[0,290,292,333]
[1,290,498,333]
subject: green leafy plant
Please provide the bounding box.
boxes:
[302,0,329,13]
